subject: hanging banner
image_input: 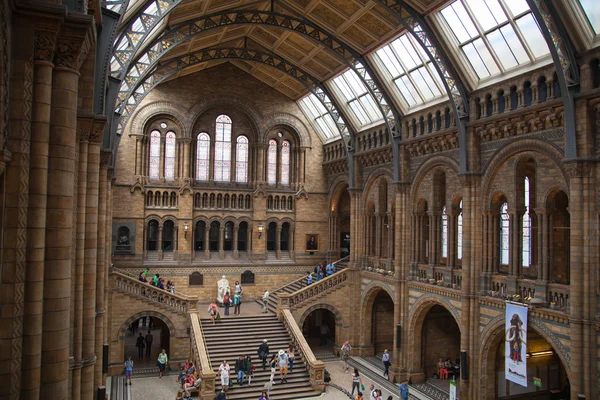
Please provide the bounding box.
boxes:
[449,379,457,400]
[505,302,528,387]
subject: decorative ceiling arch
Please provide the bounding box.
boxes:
[375,0,471,174]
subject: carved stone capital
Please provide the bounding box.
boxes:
[77,115,94,142]
[564,161,594,178]
[54,27,92,71]
[100,149,112,169]
[34,30,58,63]
[90,115,107,144]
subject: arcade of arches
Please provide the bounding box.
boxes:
[1,1,599,400]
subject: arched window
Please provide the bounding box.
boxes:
[500,202,510,265]
[149,130,160,179]
[267,139,277,185]
[164,131,176,180]
[522,177,532,267]
[281,140,290,185]
[441,206,448,258]
[236,135,249,183]
[196,132,210,181]
[214,115,232,182]
[457,200,463,260]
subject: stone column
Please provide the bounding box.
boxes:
[219,226,225,260]
[22,29,57,400]
[157,226,163,261]
[95,149,110,391]
[183,139,190,178]
[204,225,210,259]
[289,228,295,259]
[159,135,165,180]
[233,226,239,260]
[135,137,142,175]
[42,30,91,399]
[276,227,282,260]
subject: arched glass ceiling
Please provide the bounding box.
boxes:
[299,94,340,142]
[372,31,445,109]
[438,0,549,80]
[330,70,382,130]
[579,0,600,34]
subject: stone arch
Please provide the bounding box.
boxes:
[328,175,349,204]
[116,311,176,341]
[129,101,189,138]
[359,282,395,352]
[409,155,459,205]
[407,296,461,377]
[260,113,312,147]
[478,315,572,400]
[187,94,262,136]
[299,304,343,328]
[361,168,393,199]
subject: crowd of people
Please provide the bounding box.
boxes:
[306,261,336,285]
[438,357,460,380]
[138,268,176,294]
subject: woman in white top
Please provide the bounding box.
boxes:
[218,360,230,393]
[351,367,362,396]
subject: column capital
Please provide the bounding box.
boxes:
[54,20,94,71]
[89,115,107,144]
[100,149,112,169]
[34,29,59,63]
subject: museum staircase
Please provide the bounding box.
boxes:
[255,256,350,314]
[198,313,322,400]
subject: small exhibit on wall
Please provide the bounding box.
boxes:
[112,222,136,255]
[505,302,528,387]
[306,234,319,252]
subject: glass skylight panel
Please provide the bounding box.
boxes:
[374,32,445,108]
[332,70,382,127]
[299,95,336,140]
[439,0,549,81]
[579,0,600,34]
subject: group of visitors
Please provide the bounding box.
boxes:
[216,354,258,393]
[176,360,201,398]
[255,339,296,386]
[438,357,460,380]
[306,261,336,285]
[350,369,409,400]
[134,330,154,359]
[138,268,176,294]
[123,348,169,385]
[208,281,247,323]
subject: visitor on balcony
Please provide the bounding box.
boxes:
[234,280,243,295]
[306,272,313,285]
[223,292,231,316]
[138,271,147,283]
[326,262,335,276]
[233,292,242,315]
[152,273,160,286]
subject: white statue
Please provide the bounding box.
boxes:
[217,275,230,304]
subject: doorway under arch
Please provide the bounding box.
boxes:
[266,222,277,251]
[121,315,173,369]
[371,291,394,355]
[301,308,337,354]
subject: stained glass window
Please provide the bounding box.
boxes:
[281,140,290,185]
[267,139,277,185]
[236,135,249,183]
[457,200,463,260]
[441,206,448,258]
[331,70,382,128]
[164,131,176,180]
[500,202,510,264]
[196,132,210,181]
[149,130,160,179]
[375,33,444,108]
[214,115,232,182]
[522,177,531,267]
[299,94,338,140]
[439,0,549,80]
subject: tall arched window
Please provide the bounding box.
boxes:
[196,132,210,181]
[441,206,448,258]
[281,140,290,185]
[236,135,249,183]
[457,200,463,260]
[149,130,161,179]
[164,131,176,180]
[214,115,232,182]
[522,177,532,267]
[267,139,277,185]
[500,202,510,265]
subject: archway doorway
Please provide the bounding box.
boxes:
[494,328,569,399]
[330,184,351,259]
[420,305,460,381]
[302,308,336,354]
[371,291,394,355]
[266,222,277,251]
[122,316,172,369]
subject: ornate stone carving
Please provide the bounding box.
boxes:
[34,30,58,63]
[253,182,267,198]
[564,161,593,178]
[54,35,91,71]
[90,116,106,144]
[100,150,112,169]
[77,116,93,142]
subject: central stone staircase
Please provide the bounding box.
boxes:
[200,314,321,400]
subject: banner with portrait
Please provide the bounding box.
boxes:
[505,302,528,387]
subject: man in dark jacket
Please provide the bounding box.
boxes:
[257,339,269,370]
[235,356,245,385]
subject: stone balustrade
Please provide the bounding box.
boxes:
[278,269,349,310]
[110,268,197,315]
[412,264,462,290]
[485,274,569,311]
[280,309,325,392]
[190,313,216,400]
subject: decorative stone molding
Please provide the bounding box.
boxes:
[563,160,594,178]
[34,30,58,63]
[253,182,267,198]
[178,177,193,195]
[77,115,94,142]
[129,175,146,194]
[295,183,308,200]
[90,115,107,143]
[54,35,90,71]
[404,132,458,157]
[100,149,112,169]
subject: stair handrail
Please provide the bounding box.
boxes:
[268,255,350,295]
[277,268,349,310]
[190,313,216,399]
[280,309,325,393]
[110,268,198,314]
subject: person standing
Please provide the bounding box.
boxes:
[246,356,255,385]
[258,339,269,370]
[135,333,145,359]
[277,349,289,384]
[124,356,134,385]
[382,349,390,377]
[350,368,362,396]
[215,389,227,400]
[319,323,329,345]
[235,355,245,386]
[269,354,277,384]
[233,292,242,315]
[234,280,243,295]
[157,349,168,378]
[152,273,160,286]
[399,379,409,400]
[219,360,230,393]
[341,340,352,372]
[262,290,270,313]
[306,272,313,285]
[368,384,376,400]
[145,330,154,358]
[287,343,295,372]
[223,292,231,316]
[208,299,220,325]
[258,391,269,400]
